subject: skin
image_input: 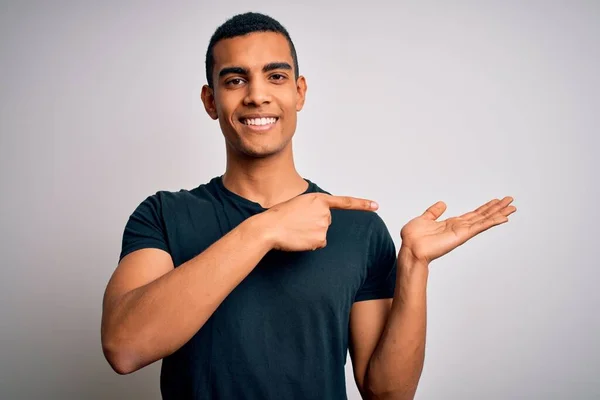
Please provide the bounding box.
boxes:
[100,32,375,377]
[203,33,304,159]
[101,31,517,400]
[200,31,309,206]
[357,197,515,399]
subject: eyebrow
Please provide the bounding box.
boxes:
[218,66,248,77]
[263,62,292,73]
[218,62,293,78]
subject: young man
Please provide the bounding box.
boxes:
[101,12,516,400]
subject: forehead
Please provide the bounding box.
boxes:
[212,31,294,71]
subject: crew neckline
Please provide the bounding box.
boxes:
[215,175,316,211]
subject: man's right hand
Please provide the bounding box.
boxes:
[102,192,377,374]
[258,193,379,252]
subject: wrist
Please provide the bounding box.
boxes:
[243,211,278,251]
[398,246,429,276]
[394,247,429,303]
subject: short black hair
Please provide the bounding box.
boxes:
[205,12,299,88]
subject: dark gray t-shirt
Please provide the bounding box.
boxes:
[119,176,397,400]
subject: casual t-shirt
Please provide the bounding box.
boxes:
[119,176,397,400]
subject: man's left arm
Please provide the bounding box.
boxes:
[350,196,516,399]
[350,249,428,400]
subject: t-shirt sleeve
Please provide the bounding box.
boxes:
[119,193,170,261]
[354,213,397,302]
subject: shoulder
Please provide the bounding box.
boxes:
[127,179,219,218]
[120,179,226,263]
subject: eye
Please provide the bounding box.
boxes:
[269,73,287,82]
[225,78,246,87]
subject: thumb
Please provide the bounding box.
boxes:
[422,201,447,221]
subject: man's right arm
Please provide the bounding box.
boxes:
[101,192,377,375]
[101,213,274,375]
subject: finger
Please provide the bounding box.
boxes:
[470,213,510,235]
[469,205,516,233]
[312,239,327,250]
[461,198,499,220]
[473,198,501,214]
[478,197,514,221]
[469,196,514,222]
[422,201,447,221]
[324,195,378,211]
[500,205,517,217]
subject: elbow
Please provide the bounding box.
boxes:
[102,343,137,375]
[362,380,418,400]
[362,375,416,400]
[101,332,143,375]
[360,376,389,400]
[361,384,391,400]
[362,389,406,400]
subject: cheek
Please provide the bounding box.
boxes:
[281,108,297,133]
[214,93,239,120]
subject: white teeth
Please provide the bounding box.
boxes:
[243,117,277,126]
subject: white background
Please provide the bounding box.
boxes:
[1,1,598,398]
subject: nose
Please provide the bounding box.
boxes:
[243,80,271,106]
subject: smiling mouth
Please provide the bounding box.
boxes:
[240,117,279,126]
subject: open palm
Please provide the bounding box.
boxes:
[400,196,517,264]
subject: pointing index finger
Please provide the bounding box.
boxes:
[324,195,379,211]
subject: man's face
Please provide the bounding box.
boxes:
[202,32,307,158]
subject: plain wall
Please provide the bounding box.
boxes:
[1,1,598,399]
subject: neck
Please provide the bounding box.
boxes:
[222,142,308,208]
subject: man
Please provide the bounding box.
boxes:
[101,12,516,400]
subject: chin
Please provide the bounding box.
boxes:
[223,126,293,159]
[232,138,290,159]
[238,144,285,159]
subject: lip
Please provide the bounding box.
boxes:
[238,113,279,120]
[238,114,280,132]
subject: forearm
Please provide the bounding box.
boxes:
[364,249,429,399]
[103,213,274,373]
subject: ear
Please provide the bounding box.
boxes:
[295,76,307,112]
[201,85,219,120]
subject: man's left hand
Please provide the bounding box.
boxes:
[399,196,517,264]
